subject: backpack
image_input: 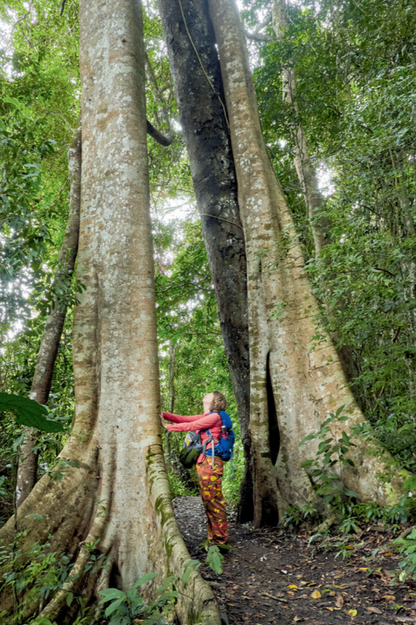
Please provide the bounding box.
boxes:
[178,411,235,469]
[178,431,202,469]
[204,411,235,467]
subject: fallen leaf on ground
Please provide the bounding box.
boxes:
[348,609,357,617]
[367,607,382,614]
[289,584,299,589]
[383,595,395,600]
[336,595,344,608]
[311,590,321,599]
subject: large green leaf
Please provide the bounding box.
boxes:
[0,393,64,433]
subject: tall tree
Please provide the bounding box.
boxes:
[0,1,219,622]
[272,0,330,257]
[16,124,81,508]
[157,0,253,520]
[207,0,403,526]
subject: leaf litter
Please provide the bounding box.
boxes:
[173,496,416,624]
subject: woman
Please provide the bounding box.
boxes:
[160,391,228,548]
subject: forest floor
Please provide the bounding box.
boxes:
[173,496,416,625]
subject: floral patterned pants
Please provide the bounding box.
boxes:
[196,456,228,545]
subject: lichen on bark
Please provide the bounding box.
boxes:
[0,2,220,623]
[207,0,403,526]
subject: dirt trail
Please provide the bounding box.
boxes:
[173,496,416,625]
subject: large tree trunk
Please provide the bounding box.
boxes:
[16,124,82,508]
[0,2,220,623]
[158,0,253,521]
[272,0,359,391]
[164,340,177,467]
[207,0,403,527]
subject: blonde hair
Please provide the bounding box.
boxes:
[209,391,227,412]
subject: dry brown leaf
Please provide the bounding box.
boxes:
[335,595,344,608]
[367,607,382,614]
[310,590,321,599]
[329,591,336,596]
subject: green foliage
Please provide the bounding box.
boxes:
[205,545,224,575]
[394,528,416,582]
[300,406,363,514]
[0,532,108,624]
[247,0,416,473]
[98,572,177,625]
[168,472,198,498]
[283,503,319,529]
[0,392,63,433]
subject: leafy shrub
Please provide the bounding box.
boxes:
[98,572,177,625]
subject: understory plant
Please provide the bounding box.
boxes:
[98,572,177,625]
[300,406,366,514]
[297,406,414,533]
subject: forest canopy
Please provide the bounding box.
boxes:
[1,0,416,623]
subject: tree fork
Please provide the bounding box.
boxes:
[16,122,82,508]
[0,1,220,622]
[207,0,403,526]
[157,0,253,520]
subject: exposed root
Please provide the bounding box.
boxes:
[398,526,414,540]
[92,548,114,622]
[36,486,110,620]
[316,515,338,534]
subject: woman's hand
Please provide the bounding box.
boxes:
[160,412,167,429]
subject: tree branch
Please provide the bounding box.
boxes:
[244,30,274,43]
[146,120,173,146]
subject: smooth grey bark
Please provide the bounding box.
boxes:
[1,2,220,622]
[16,124,82,508]
[164,340,177,467]
[207,0,403,527]
[158,0,253,520]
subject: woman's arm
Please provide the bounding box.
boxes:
[165,413,220,433]
[162,411,205,423]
